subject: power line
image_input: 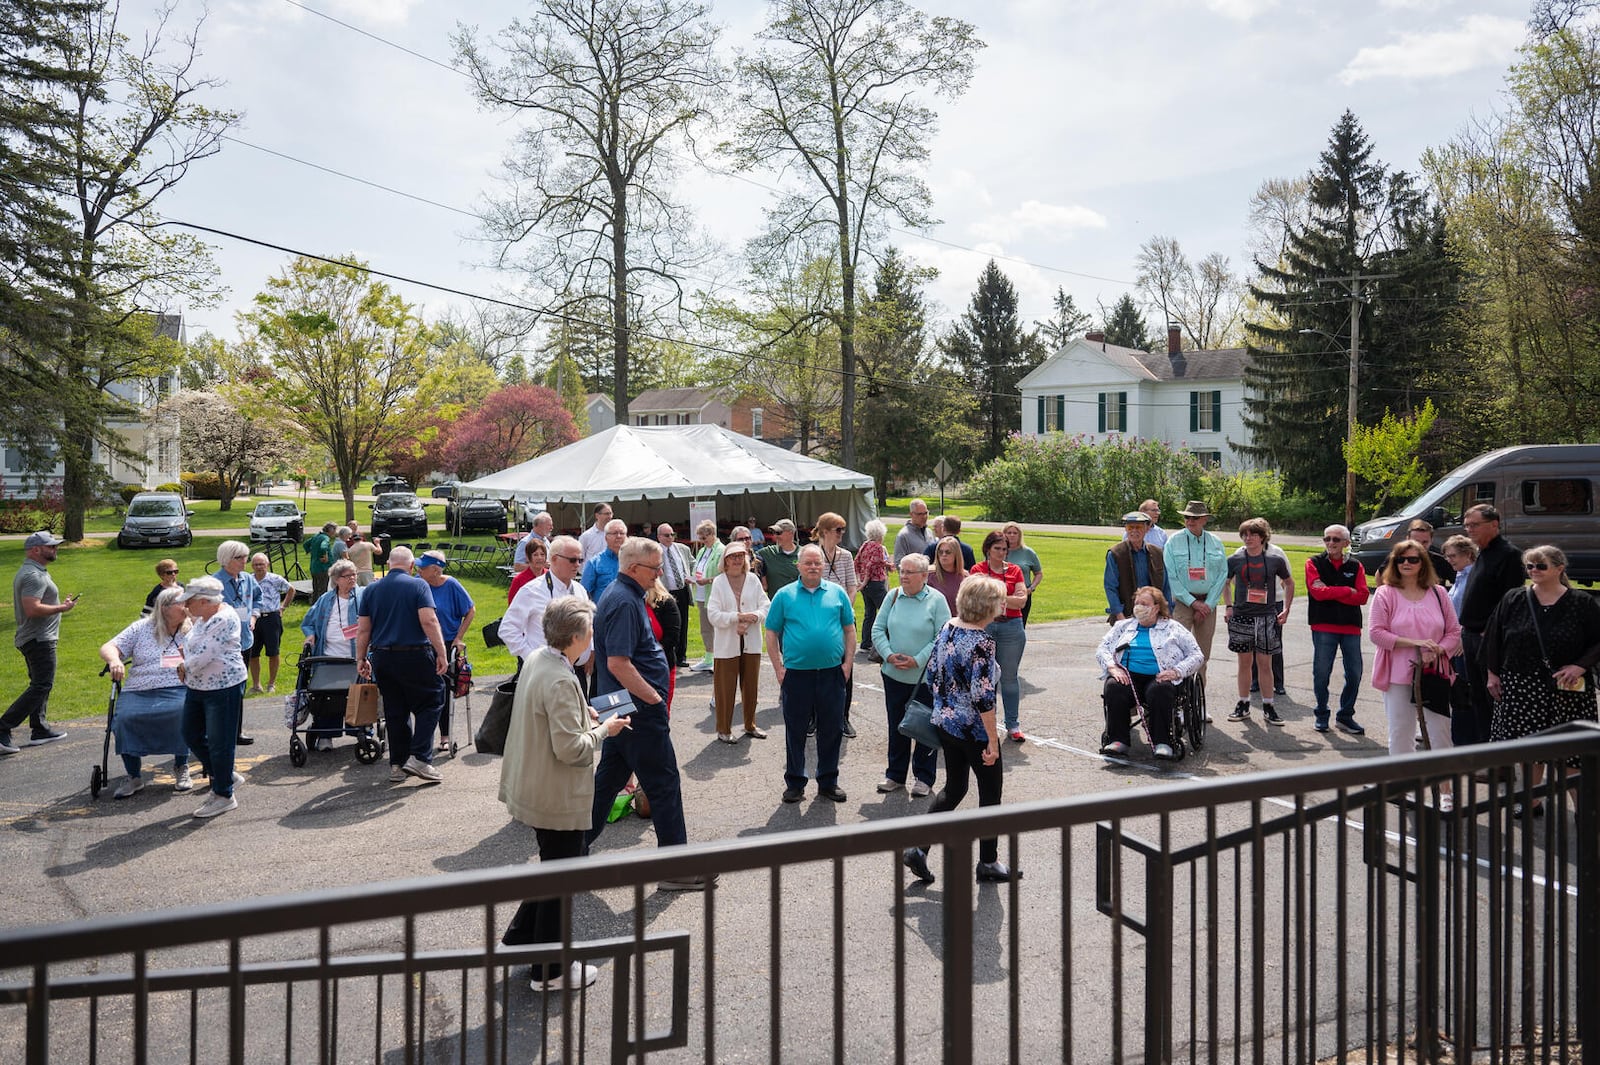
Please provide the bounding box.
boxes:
[157,218,1255,412]
[223,135,478,219]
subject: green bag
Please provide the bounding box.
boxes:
[607,792,633,824]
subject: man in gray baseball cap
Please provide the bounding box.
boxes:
[2,531,75,754]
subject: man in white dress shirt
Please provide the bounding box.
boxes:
[579,503,614,561]
[657,522,694,668]
[498,535,590,664]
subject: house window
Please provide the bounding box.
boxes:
[158,439,173,472]
[1190,390,1221,432]
[4,447,24,473]
[751,408,764,439]
[1191,450,1223,468]
[1035,395,1066,433]
[1097,391,1127,433]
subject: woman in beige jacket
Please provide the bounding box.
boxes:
[705,542,770,743]
[499,596,629,992]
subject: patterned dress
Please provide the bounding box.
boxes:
[1483,587,1600,748]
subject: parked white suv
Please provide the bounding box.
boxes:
[248,500,305,542]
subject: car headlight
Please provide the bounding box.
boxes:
[1364,523,1400,545]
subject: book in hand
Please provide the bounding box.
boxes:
[589,688,637,721]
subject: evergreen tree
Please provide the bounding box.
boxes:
[1036,287,1093,350]
[1101,293,1151,350]
[855,248,980,495]
[542,352,590,433]
[1241,111,1461,498]
[502,353,528,385]
[939,261,1044,461]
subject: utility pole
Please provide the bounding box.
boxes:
[1318,272,1395,528]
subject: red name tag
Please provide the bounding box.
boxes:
[341,623,360,639]
[1188,566,1207,582]
[1246,586,1268,605]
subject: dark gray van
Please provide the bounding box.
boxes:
[1351,444,1600,584]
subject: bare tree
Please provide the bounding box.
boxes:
[1246,176,1311,267]
[1135,235,1244,350]
[725,0,982,468]
[454,0,723,424]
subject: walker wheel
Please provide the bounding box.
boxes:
[90,765,104,799]
[289,736,308,767]
[355,737,382,765]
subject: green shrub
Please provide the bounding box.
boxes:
[119,484,144,505]
[1196,469,1330,533]
[180,471,222,500]
[968,434,1210,524]
[155,482,184,494]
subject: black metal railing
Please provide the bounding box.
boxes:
[2,724,1595,1065]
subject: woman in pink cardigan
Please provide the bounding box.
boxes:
[1368,539,1462,809]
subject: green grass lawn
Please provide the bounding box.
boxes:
[2,529,1317,723]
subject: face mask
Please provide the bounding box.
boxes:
[1132,604,1156,624]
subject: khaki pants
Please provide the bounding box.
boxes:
[1173,600,1218,664]
[712,653,762,734]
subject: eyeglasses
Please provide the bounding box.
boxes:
[1323,536,1346,542]
[1397,556,1423,565]
[638,562,663,572]
[161,569,179,576]
[1525,561,1553,571]
[1462,520,1486,530]
[555,554,582,564]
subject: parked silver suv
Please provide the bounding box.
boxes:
[117,492,194,549]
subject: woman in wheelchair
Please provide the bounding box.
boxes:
[1097,586,1204,759]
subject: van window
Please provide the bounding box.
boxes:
[1440,481,1496,525]
[1521,478,1592,515]
[128,498,181,517]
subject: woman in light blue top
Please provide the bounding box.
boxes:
[300,560,363,657]
[1003,522,1043,627]
[1096,586,1204,760]
[871,553,951,797]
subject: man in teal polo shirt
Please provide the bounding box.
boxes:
[765,544,855,805]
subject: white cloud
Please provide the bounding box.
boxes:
[1204,0,1278,21]
[1337,14,1525,85]
[967,200,1107,244]
[325,0,424,26]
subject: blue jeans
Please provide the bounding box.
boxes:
[2,639,57,733]
[781,666,845,791]
[586,704,687,848]
[882,675,938,787]
[182,684,242,797]
[1310,630,1363,723]
[985,617,1026,731]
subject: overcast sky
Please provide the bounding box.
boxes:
[154,0,1534,352]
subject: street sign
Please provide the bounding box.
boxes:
[934,457,952,484]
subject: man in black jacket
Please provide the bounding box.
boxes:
[1455,504,1523,745]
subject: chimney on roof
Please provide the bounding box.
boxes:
[1086,329,1105,350]
[1167,323,1182,356]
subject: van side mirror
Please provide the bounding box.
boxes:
[185,509,195,518]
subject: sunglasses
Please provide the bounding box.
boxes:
[1525,562,1553,571]
[161,569,179,576]
[555,554,582,563]
[1322,536,1346,542]
[1397,556,1423,565]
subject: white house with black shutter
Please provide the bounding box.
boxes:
[1015,325,1254,471]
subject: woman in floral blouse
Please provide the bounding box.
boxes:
[854,519,890,663]
[901,573,1019,886]
[177,577,248,820]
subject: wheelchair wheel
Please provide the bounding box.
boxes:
[355,736,382,764]
[90,764,104,799]
[289,735,308,767]
[1170,717,1187,760]
[1187,682,1207,751]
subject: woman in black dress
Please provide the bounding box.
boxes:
[1483,544,1600,815]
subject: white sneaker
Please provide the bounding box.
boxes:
[909,780,932,798]
[194,793,237,819]
[389,765,406,783]
[313,737,334,752]
[402,756,442,782]
[173,764,194,791]
[232,771,244,788]
[265,684,276,694]
[533,961,598,992]
[113,776,145,799]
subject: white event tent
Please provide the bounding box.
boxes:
[461,424,879,544]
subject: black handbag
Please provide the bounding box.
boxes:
[474,678,518,756]
[1410,587,1453,720]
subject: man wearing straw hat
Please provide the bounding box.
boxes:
[1163,501,1228,667]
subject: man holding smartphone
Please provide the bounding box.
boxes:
[2,531,74,754]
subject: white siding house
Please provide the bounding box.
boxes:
[1016,327,1255,471]
[1,313,184,496]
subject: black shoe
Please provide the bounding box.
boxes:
[818,785,847,803]
[236,733,255,746]
[1262,704,1284,726]
[976,861,1020,883]
[1335,717,1365,735]
[842,721,857,739]
[903,847,935,884]
[27,727,66,745]
[781,786,805,804]
[1227,701,1250,723]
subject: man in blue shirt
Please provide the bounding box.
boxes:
[1164,500,1228,669]
[766,544,856,805]
[581,519,627,601]
[247,552,296,696]
[355,546,448,784]
[216,540,262,745]
[585,538,708,890]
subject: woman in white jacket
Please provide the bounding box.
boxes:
[705,542,770,743]
[1095,586,1204,760]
